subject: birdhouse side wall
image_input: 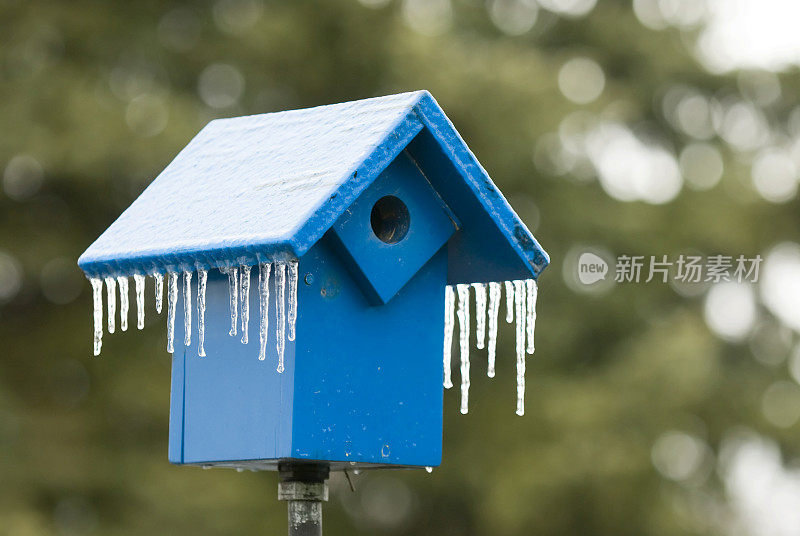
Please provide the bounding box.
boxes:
[169,269,295,465]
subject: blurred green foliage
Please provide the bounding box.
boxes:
[1,0,800,534]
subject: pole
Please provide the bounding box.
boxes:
[277,462,330,536]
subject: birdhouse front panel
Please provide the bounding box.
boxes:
[329,149,457,305]
[291,237,447,467]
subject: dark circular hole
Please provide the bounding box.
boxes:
[370,195,410,244]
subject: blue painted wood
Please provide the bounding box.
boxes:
[329,150,456,304]
[406,128,546,284]
[170,269,295,463]
[409,97,549,282]
[291,238,445,467]
[77,91,548,283]
[168,345,185,463]
[169,236,444,468]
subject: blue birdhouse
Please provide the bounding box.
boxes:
[78,91,549,472]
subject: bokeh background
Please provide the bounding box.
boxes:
[3,0,800,534]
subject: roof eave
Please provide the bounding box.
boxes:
[413,91,549,280]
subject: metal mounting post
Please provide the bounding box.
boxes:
[278,462,330,536]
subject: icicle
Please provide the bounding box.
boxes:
[134,274,145,330]
[442,285,455,389]
[258,262,272,361]
[504,280,514,323]
[154,273,164,314]
[183,271,192,346]
[197,269,207,357]
[90,278,103,356]
[225,267,239,336]
[240,265,251,344]
[104,277,116,334]
[513,280,527,416]
[275,262,286,373]
[526,279,538,355]
[472,283,487,350]
[166,272,178,353]
[487,282,501,378]
[117,276,129,332]
[456,283,470,414]
[287,260,298,342]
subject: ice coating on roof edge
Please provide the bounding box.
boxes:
[78,247,301,280]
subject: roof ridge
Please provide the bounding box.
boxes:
[208,90,429,125]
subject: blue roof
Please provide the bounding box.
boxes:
[78,91,549,283]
